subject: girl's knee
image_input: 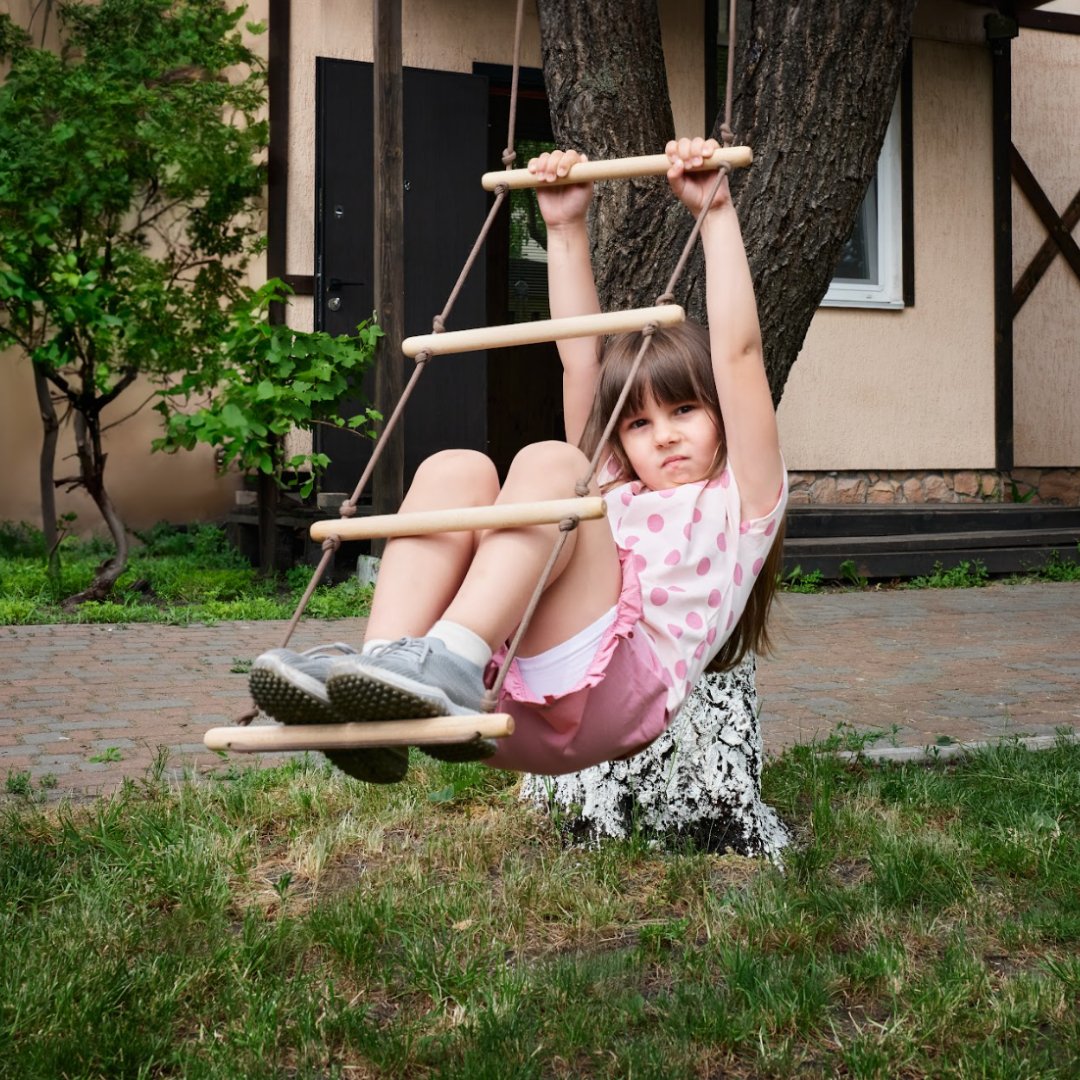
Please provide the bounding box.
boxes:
[408,449,498,502]
[506,441,588,481]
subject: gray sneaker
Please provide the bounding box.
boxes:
[327,637,497,763]
[249,642,408,784]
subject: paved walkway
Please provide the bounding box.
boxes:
[2,581,1078,800]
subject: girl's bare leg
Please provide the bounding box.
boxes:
[441,441,622,653]
[365,449,500,642]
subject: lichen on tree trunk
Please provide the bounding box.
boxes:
[521,656,789,860]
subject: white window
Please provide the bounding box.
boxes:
[821,92,905,309]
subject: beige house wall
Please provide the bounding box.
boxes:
[777,33,997,471]
[1012,26,1080,466]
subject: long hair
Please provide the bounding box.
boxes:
[578,320,784,672]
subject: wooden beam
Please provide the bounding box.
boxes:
[989,25,1014,471]
[480,146,753,192]
[205,714,514,753]
[373,0,405,544]
[310,495,606,542]
[266,0,290,310]
[1011,146,1080,286]
[1013,187,1080,316]
[402,304,685,358]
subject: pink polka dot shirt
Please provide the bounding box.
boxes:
[602,463,788,715]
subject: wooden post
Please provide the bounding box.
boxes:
[987,13,1017,473]
[372,0,405,551]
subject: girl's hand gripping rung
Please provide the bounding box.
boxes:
[402,304,685,359]
[309,496,607,543]
[482,145,753,192]
[204,714,515,753]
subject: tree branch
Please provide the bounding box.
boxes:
[99,388,157,434]
[96,367,139,412]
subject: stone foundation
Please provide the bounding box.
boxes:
[787,467,1080,506]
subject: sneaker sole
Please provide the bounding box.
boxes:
[250,660,409,784]
[326,667,463,722]
[327,668,497,763]
[326,746,409,785]
[250,664,335,725]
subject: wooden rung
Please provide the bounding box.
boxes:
[310,495,605,542]
[481,145,753,192]
[204,714,514,753]
[402,304,684,358]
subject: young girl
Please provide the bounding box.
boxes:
[249,136,787,784]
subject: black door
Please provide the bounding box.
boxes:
[314,59,489,496]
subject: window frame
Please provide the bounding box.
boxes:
[821,91,906,310]
[822,48,914,310]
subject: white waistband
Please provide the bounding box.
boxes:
[515,605,618,698]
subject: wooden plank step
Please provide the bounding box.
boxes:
[783,544,1073,581]
[205,714,514,753]
[480,145,753,192]
[310,496,606,543]
[786,504,1080,539]
[786,526,1080,556]
[402,304,684,358]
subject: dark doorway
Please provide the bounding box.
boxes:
[480,66,564,477]
[314,59,489,496]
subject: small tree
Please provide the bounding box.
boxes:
[0,0,266,606]
[154,280,382,573]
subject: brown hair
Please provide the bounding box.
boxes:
[578,320,785,672]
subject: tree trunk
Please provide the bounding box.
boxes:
[520,656,789,859]
[257,457,281,577]
[61,409,129,609]
[528,0,915,853]
[536,0,917,396]
[33,366,60,556]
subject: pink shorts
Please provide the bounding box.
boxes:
[485,547,670,775]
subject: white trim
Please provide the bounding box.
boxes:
[821,92,905,310]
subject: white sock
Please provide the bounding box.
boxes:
[361,638,391,655]
[428,620,492,670]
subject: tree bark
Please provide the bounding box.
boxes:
[33,366,60,556]
[536,0,916,398]
[61,409,130,609]
[528,0,916,854]
[520,656,789,858]
[257,438,282,576]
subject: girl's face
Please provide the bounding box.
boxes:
[618,390,721,490]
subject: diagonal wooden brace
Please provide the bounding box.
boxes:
[309,495,606,543]
[204,714,514,753]
[402,304,685,358]
[481,146,753,192]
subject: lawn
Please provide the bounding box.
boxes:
[3,521,1079,626]
[0,521,371,626]
[3,737,1078,1078]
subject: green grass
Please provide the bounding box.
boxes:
[3,738,1079,1077]
[0,521,371,625]
[906,558,991,589]
[780,546,1080,593]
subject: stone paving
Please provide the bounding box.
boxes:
[1,582,1078,801]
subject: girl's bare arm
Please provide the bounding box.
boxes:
[530,151,602,447]
[667,137,783,520]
